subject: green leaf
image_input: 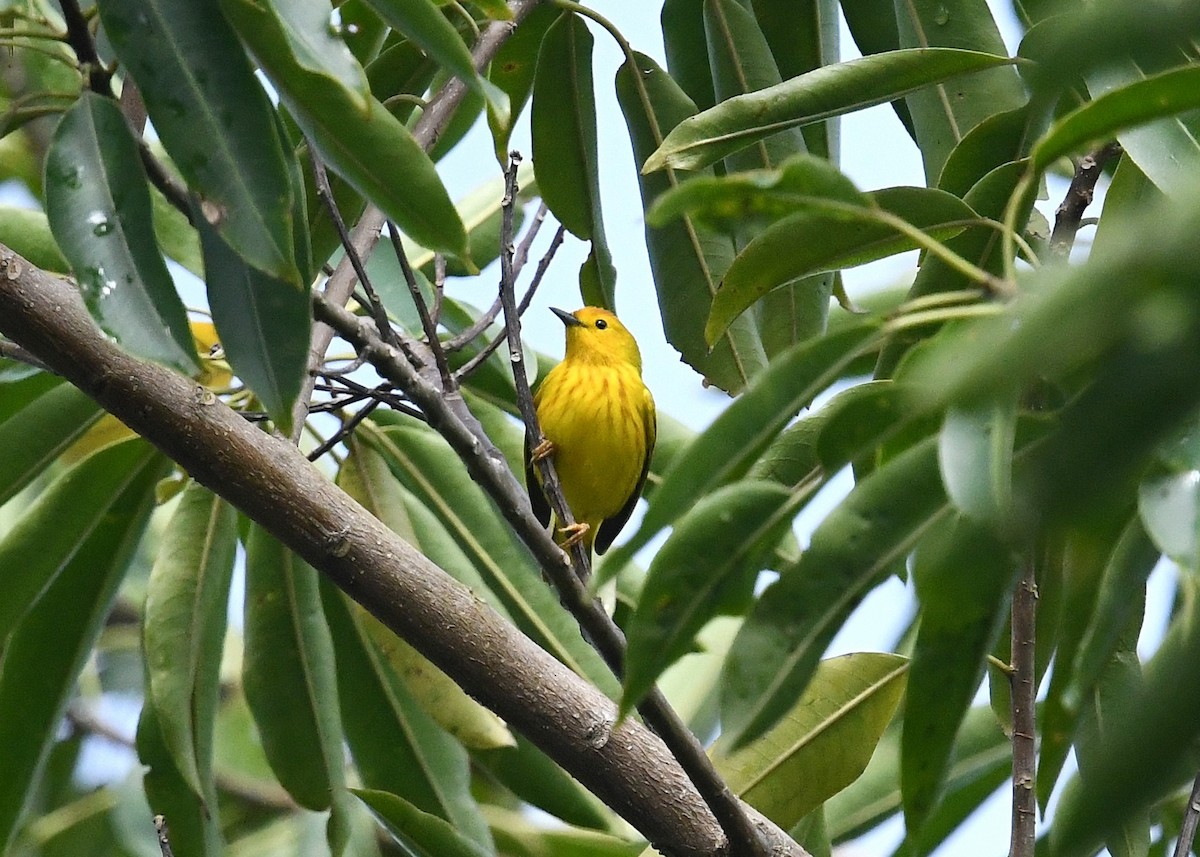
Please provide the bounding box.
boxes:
[197,214,311,435]
[705,184,977,344]
[1138,424,1200,570]
[0,382,103,506]
[143,482,237,803]
[485,805,640,857]
[621,480,799,714]
[263,0,372,107]
[0,440,162,854]
[44,93,197,373]
[532,12,615,309]
[893,0,1026,182]
[353,788,490,857]
[936,105,1039,197]
[243,525,347,813]
[476,737,615,832]
[321,581,493,850]
[661,0,717,112]
[1033,65,1200,174]
[0,439,159,641]
[223,0,469,260]
[722,436,946,747]
[599,321,881,584]
[712,653,907,830]
[0,206,67,272]
[839,0,914,137]
[615,51,767,394]
[938,397,1016,526]
[901,516,1016,837]
[98,0,301,286]
[642,48,1013,173]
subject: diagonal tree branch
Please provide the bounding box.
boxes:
[0,245,806,857]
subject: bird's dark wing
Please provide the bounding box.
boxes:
[525,436,552,527]
[595,395,657,555]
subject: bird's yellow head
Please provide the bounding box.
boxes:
[551,306,642,371]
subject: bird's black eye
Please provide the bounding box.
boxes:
[595,319,608,330]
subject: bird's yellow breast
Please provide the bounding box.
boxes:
[534,360,653,528]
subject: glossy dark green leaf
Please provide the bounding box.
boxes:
[143,482,237,802]
[532,12,615,308]
[0,206,67,272]
[713,653,907,831]
[487,5,558,161]
[486,806,640,857]
[936,105,1039,196]
[892,0,1026,182]
[622,480,798,714]
[476,736,615,831]
[1048,578,1200,857]
[1033,65,1200,174]
[223,0,469,260]
[197,215,310,435]
[643,49,1013,173]
[0,438,158,641]
[700,183,976,344]
[44,93,197,373]
[722,436,945,747]
[599,321,881,583]
[0,440,162,854]
[901,516,1016,836]
[243,525,346,813]
[661,0,717,112]
[0,382,103,506]
[839,0,914,136]
[321,581,493,849]
[354,788,490,857]
[615,51,767,393]
[98,0,301,286]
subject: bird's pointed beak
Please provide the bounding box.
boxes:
[550,307,584,327]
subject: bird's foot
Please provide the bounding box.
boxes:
[530,438,556,462]
[557,522,590,549]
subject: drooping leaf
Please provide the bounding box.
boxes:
[661,0,717,112]
[938,396,1017,527]
[0,440,162,854]
[0,206,67,272]
[532,12,615,308]
[713,653,907,830]
[615,51,767,394]
[242,526,347,819]
[0,382,104,506]
[197,214,310,435]
[143,482,237,803]
[901,516,1016,837]
[44,93,197,373]
[98,0,301,286]
[722,436,945,747]
[642,49,1013,173]
[353,788,490,857]
[487,6,558,162]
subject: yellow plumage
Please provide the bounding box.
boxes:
[527,307,657,555]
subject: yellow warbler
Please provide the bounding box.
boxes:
[527,307,657,554]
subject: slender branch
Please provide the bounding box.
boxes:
[0,337,53,372]
[512,200,550,280]
[497,154,770,857]
[1050,142,1122,257]
[0,245,803,857]
[1175,773,1200,857]
[385,220,452,390]
[153,816,176,857]
[1010,557,1038,857]
[293,0,545,432]
[57,0,111,95]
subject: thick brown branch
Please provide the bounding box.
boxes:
[1050,142,1122,257]
[0,247,802,857]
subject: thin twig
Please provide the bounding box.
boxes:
[386,220,452,390]
[512,201,550,280]
[1173,773,1200,857]
[1010,557,1038,857]
[153,816,175,857]
[496,153,770,857]
[308,398,383,462]
[432,254,447,325]
[1050,142,1122,257]
[0,337,53,372]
